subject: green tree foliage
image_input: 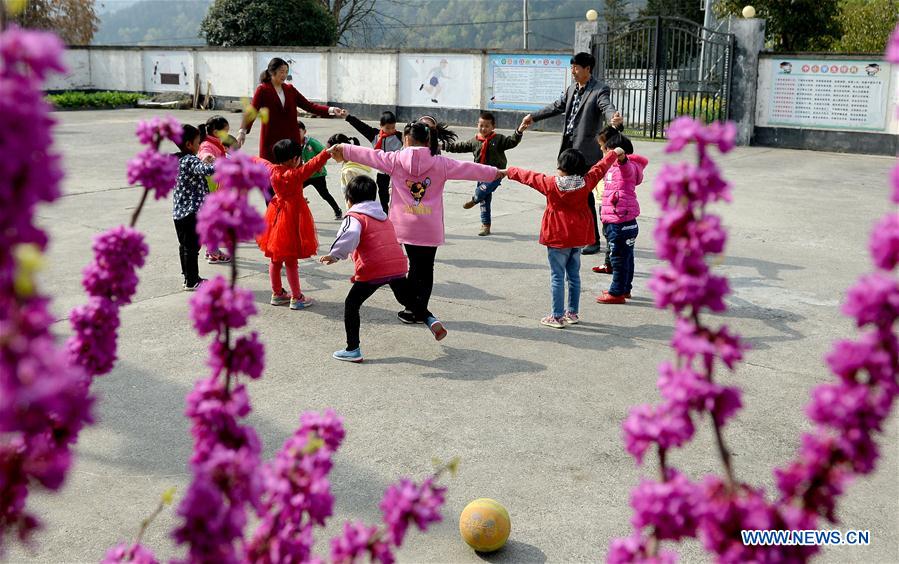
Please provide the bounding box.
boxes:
[201,0,338,47]
[603,0,632,31]
[639,0,703,24]
[834,0,898,52]
[93,0,211,45]
[715,0,842,51]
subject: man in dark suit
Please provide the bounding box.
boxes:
[523,52,623,255]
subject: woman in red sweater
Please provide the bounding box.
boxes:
[237,57,347,161]
[502,146,624,328]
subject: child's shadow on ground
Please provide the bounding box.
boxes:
[369,345,546,381]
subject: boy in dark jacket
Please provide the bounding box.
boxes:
[444,111,528,236]
[344,110,403,213]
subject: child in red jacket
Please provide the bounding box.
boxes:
[321,176,445,363]
[502,146,624,328]
[256,139,330,310]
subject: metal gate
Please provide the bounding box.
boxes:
[591,17,734,139]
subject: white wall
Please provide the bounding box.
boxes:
[89,50,143,91]
[329,51,397,105]
[46,49,91,90]
[49,47,568,111]
[197,51,254,99]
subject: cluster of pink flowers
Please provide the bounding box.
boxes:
[126,116,181,200]
[101,542,158,564]
[173,260,265,559]
[611,36,899,558]
[67,226,149,376]
[247,410,346,563]
[196,151,268,252]
[0,26,95,549]
[247,409,448,564]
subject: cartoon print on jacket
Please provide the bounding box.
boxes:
[406,177,431,206]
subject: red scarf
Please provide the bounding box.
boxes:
[476,132,496,164]
[374,130,392,150]
[205,134,226,155]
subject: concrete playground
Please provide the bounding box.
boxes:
[9,109,898,563]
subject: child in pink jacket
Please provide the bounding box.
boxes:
[596,127,649,304]
[332,122,500,337]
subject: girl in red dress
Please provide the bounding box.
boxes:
[256,139,330,310]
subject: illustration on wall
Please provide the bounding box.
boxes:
[398,54,476,109]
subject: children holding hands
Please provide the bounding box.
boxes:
[443,112,529,236]
[500,145,626,328]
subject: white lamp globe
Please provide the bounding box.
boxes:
[586,9,599,22]
[742,5,756,18]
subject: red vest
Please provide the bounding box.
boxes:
[347,212,408,282]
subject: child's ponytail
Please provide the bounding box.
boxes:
[198,123,208,140]
[326,133,360,147]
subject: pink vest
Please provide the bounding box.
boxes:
[348,212,408,282]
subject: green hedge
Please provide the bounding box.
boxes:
[47,91,143,109]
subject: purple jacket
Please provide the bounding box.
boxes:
[600,154,648,224]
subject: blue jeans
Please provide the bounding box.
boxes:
[473,179,501,224]
[606,220,639,296]
[546,247,581,317]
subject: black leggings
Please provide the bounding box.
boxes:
[404,244,437,321]
[376,172,391,213]
[345,278,409,350]
[173,213,200,285]
[303,176,342,215]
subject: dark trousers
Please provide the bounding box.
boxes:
[345,277,409,350]
[303,176,342,215]
[606,220,639,296]
[376,172,391,214]
[174,213,201,285]
[404,244,437,320]
[559,135,601,246]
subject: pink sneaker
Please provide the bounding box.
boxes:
[540,315,565,329]
[563,312,580,325]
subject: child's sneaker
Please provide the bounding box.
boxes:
[397,309,422,324]
[540,314,565,329]
[183,278,207,292]
[270,289,290,306]
[426,316,447,341]
[563,312,580,325]
[333,347,363,362]
[462,198,477,209]
[290,294,314,310]
[205,251,217,264]
[214,251,232,264]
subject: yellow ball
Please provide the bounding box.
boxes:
[586,9,599,22]
[459,498,511,552]
[742,5,756,18]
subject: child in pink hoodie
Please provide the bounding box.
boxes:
[332,122,500,336]
[595,127,649,304]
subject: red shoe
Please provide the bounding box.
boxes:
[601,290,632,299]
[592,265,613,274]
[596,292,627,304]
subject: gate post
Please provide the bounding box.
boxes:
[574,20,599,54]
[729,16,766,145]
